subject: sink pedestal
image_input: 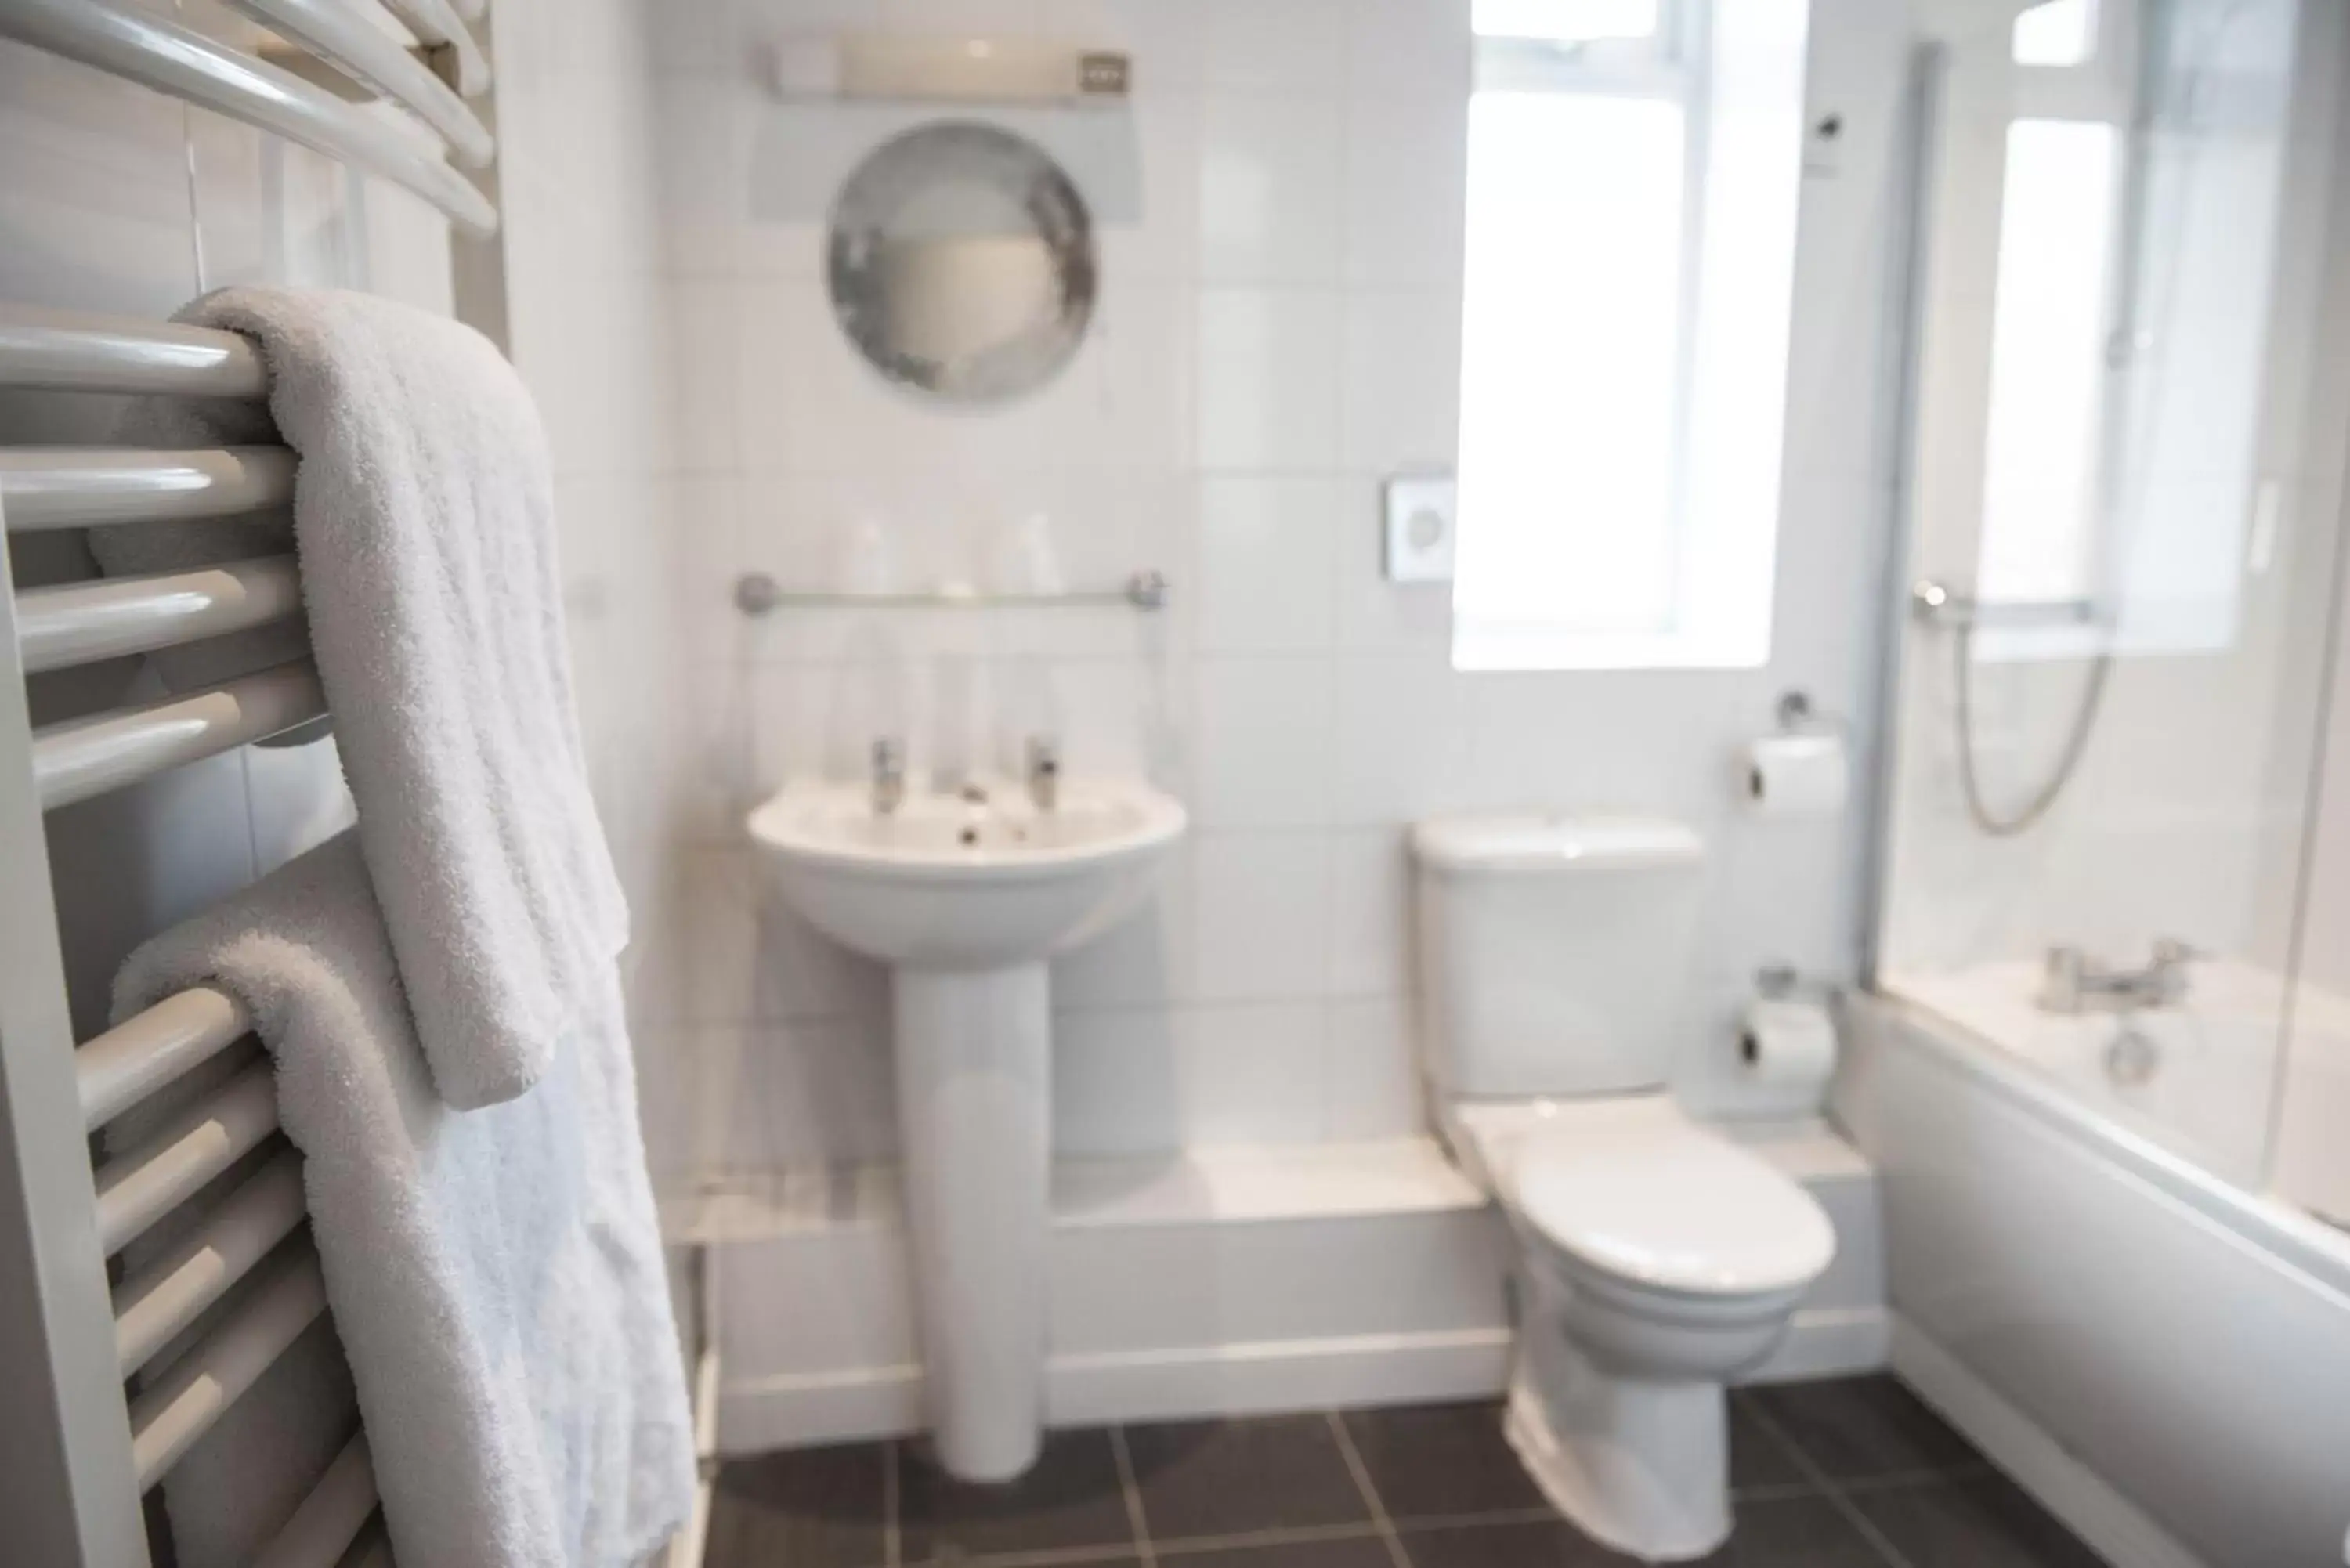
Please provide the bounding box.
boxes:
[893,962,1050,1481]
[749,778,1187,1483]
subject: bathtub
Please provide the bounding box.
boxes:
[1838,981,2350,1568]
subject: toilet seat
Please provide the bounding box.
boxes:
[1500,1100,1835,1304]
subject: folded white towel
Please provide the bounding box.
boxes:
[114,831,695,1568]
[95,286,627,1109]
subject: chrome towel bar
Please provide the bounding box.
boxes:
[0,448,298,531]
[32,660,327,809]
[381,0,489,96]
[0,304,267,396]
[734,566,1173,615]
[253,1433,384,1568]
[235,0,494,167]
[114,1149,308,1375]
[77,985,253,1132]
[127,1244,328,1489]
[93,1061,281,1257]
[18,556,304,673]
[0,0,497,236]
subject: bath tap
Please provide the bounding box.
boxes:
[871,737,906,816]
[2039,938,2198,1014]
[1025,735,1061,812]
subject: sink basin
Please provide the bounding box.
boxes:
[745,776,1185,1482]
[748,779,1186,968]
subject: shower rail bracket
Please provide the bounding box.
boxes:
[1910,579,2099,632]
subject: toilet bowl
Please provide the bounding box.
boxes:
[1447,1095,1834,1559]
[1409,811,1839,1559]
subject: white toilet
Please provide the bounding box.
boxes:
[1411,814,1835,1563]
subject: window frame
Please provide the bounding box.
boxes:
[1453,0,1810,672]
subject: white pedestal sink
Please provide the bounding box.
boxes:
[747,778,1185,1480]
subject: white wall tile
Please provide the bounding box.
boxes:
[1195,286,1343,471]
[1340,91,1469,288]
[1331,652,1478,826]
[667,280,748,474]
[1171,1001,1329,1144]
[1198,91,1343,284]
[1191,657,1334,827]
[1324,996,1426,1140]
[1195,475,1341,653]
[1343,0,1471,99]
[1326,827,1410,998]
[1052,1006,1185,1154]
[1198,0,1347,93]
[1340,287,1463,473]
[1191,832,1332,1001]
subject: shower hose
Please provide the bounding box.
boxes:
[1951,622,2113,838]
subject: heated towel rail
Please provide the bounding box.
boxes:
[0,0,497,237]
[0,311,377,1566]
[0,4,511,1563]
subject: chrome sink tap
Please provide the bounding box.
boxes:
[2039,938,2199,1014]
[871,737,906,816]
[1025,735,1061,811]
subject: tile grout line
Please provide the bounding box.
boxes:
[1325,1411,1413,1568]
[1737,1399,1922,1568]
[1108,1425,1158,1568]
[884,1437,903,1568]
[1152,1522,1397,1559]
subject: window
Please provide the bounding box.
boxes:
[1451,0,1810,671]
[2012,0,2099,67]
[1971,0,2131,651]
[1976,118,2122,607]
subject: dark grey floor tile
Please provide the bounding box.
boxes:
[1125,1415,1374,1540]
[899,1426,1139,1562]
[1696,1495,1884,1566]
[1853,1474,2111,1567]
[1744,1376,1980,1481]
[1397,1517,1636,1566]
[1162,1536,1397,1568]
[707,1442,890,1568]
[1340,1400,1550,1520]
[1727,1397,1811,1494]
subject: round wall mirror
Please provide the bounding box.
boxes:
[826,121,1098,404]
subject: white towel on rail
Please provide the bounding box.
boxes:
[94,286,626,1110]
[113,829,695,1568]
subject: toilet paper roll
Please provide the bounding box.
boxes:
[1739,732,1849,818]
[1737,998,1839,1092]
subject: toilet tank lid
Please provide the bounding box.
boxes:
[1410,814,1704,873]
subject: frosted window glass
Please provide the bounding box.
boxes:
[1472,0,1659,42]
[1453,92,1686,635]
[1978,119,2120,605]
[2013,0,2099,67]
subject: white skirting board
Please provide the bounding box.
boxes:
[682,1131,1889,1455]
[1891,1318,2210,1568]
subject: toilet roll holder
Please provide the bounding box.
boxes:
[1743,963,1842,1068]
[1773,689,1846,735]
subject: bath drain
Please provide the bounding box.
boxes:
[2105,1025,2160,1088]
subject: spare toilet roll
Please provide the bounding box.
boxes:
[1737,997,1838,1095]
[1740,732,1849,818]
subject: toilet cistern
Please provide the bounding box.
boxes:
[747,775,1184,1480]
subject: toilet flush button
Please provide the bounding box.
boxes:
[1383,471,1456,583]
